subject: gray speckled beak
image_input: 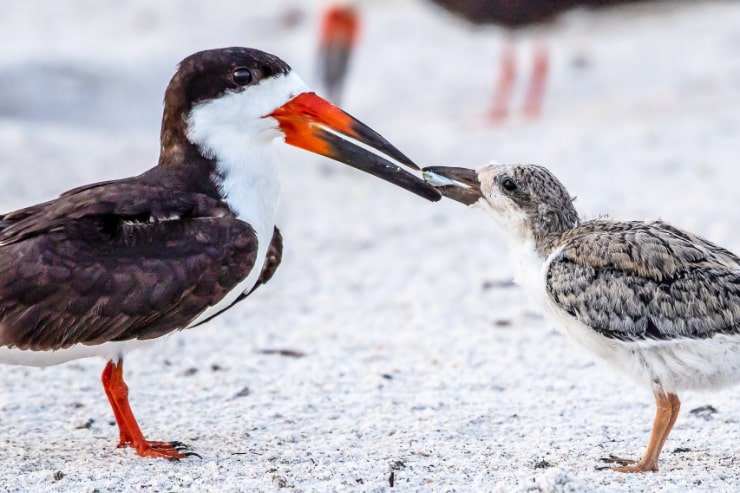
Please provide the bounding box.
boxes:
[422,166,482,206]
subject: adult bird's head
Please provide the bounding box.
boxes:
[159,47,440,203]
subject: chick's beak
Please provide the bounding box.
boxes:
[422,166,482,206]
[267,92,441,202]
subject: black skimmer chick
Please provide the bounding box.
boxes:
[423,164,739,472]
[0,47,440,460]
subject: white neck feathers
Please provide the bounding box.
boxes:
[184,70,309,235]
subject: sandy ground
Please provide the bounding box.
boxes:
[0,1,739,491]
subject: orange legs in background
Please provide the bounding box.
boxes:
[317,4,550,123]
[489,42,549,123]
[488,43,516,121]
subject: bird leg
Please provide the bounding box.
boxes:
[610,390,681,473]
[101,359,194,460]
[318,3,360,104]
[488,42,516,122]
[522,43,548,119]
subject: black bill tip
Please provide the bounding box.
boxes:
[319,128,442,202]
[346,117,419,170]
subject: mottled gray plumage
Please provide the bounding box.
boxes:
[548,220,740,342]
[424,163,740,472]
[463,164,740,343]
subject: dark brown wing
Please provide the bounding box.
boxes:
[247,227,283,296]
[0,179,231,245]
[189,227,283,329]
[0,179,258,351]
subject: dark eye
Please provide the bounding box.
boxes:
[501,178,518,192]
[232,68,252,86]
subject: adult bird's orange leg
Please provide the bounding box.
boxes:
[611,390,681,473]
[101,359,192,460]
[101,361,133,446]
[522,43,549,119]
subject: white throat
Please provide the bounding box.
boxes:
[474,198,548,307]
[185,70,309,232]
[183,71,309,324]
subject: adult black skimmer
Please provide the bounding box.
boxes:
[424,164,739,472]
[0,47,440,460]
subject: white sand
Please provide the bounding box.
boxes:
[0,1,739,491]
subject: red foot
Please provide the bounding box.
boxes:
[102,359,198,461]
[122,440,191,461]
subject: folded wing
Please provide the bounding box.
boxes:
[0,179,259,350]
[546,220,740,341]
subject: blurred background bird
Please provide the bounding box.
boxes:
[318,2,360,104]
[318,0,678,121]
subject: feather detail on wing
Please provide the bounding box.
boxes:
[0,179,258,350]
[546,220,740,341]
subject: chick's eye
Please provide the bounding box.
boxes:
[233,68,252,86]
[501,178,518,192]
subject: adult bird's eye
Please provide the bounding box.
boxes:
[233,68,253,86]
[501,178,518,192]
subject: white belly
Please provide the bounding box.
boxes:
[546,302,740,392]
[0,339,156,368]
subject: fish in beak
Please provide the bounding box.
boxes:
[268,92,441,202]
[422,166,482,205]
